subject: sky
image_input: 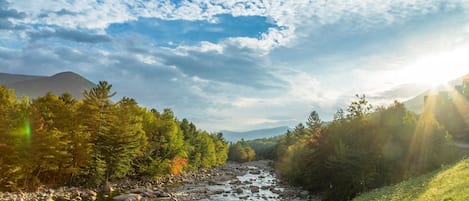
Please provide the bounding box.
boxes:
[1,0,469,131]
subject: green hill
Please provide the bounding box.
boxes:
[354,157,469,201]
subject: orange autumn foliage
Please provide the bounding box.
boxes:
[169,156,188,175]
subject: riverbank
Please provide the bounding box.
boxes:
[0,160,320,201]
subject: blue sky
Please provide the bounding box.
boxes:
[1,0,469,131]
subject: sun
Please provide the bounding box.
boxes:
[397,46,469,88]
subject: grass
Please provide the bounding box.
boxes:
[354,157,469,201]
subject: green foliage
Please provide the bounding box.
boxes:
[0,86,31,189]
[0,82,229,190]
[354,157,469,201]
[275,96,460,201]
[228,140,256,162]
[243,136,279,160]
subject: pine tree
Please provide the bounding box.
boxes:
[79,81,116,185]
[306,110,322,134]
[100,97,145,181]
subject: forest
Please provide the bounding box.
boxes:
[1,80,466,200]
[0,81,228,190]
[227,94,465,200]
[273,95,462,200]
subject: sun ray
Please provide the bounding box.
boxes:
[443,84,469,138]
[404,93,437,177]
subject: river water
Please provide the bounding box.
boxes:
[170,160,319,201]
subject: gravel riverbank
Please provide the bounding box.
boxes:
[0,160,320,201]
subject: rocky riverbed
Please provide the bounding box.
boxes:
[0,160,320,201]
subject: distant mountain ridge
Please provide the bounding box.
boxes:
[0,71,95,99]
[221,126,290,142]
[0,72,45,85]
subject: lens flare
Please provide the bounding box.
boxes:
[24,120,31,138]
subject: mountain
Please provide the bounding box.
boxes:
[221,126,290,142]
[403,74,469,113]
[0,71,95,99]
[0,72,45,85]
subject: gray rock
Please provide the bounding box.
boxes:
[243,180,252,185]
[129,187,146,194]
[113,193,141,201]
[229,179,241,185]
[157,191,170,197]
[250,186,260,193]
[271,188,282,194]
[213,189,224,194]
[236,188,243,194]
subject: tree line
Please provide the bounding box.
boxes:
[0,81,228,190]
[227,140,256,162]
[274,95,461,200]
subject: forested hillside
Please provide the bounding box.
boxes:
[0,81,228,190]
[274,95,462,201]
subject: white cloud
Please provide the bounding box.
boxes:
[9,0,463,50]
[175,41,224,54]
[135,54,159,65]
[3,0,469,132]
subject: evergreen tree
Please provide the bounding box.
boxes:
[306,110,322,134]
[79,81,116,185]
[100,97,146,181]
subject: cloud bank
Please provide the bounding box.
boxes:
[1,0,469,131]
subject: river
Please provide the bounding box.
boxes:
[168,160,320,201]
[0,160,320,201]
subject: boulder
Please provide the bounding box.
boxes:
[113,193,141,201]
[271,188,282,194]
[213,189,225,194]
[129,187,146,194]
[250,186,260,193]
[229,179,241,185]
[157,191,171,197]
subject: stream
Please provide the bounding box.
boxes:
[169,160,320,201]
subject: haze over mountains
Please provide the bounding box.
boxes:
[221,126,290,142]
[0,71,95,99]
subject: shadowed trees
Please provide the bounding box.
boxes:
[0,82,228,190]
[275,95,459,201]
